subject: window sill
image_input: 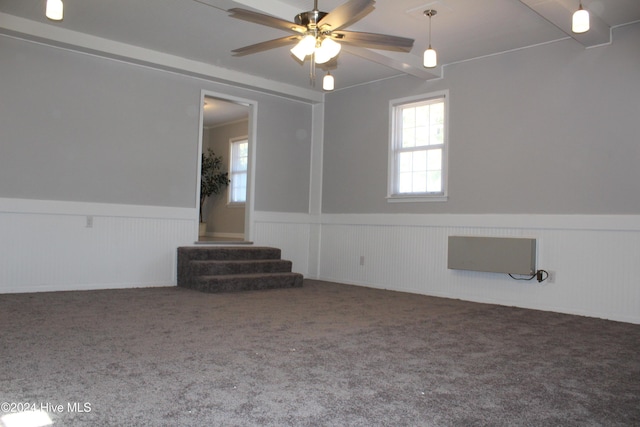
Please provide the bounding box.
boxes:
[386,194,448,203]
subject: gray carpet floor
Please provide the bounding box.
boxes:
[1,280,639,426]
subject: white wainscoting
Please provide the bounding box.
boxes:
[0,198,197,293]
[252,211,313,277]
[249,212,640,323]
[4,203,639,324]
[318,214,640,324]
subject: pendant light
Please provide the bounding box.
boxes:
[572,1,589,33]
[423,10,437,68]
[46,0,64,21]
[323,72,334,91]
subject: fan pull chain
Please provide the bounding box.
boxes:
[310,53,316,86]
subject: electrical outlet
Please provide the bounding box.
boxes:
[86,215,93,228]
[359,255,365,266]
[547,270,555,283]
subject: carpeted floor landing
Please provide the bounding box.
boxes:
[1,280,639,426]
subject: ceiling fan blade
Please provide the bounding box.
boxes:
[232,35,300,56]
[318,0,375,31]
[228,8,306,34]
[332,30,414,52]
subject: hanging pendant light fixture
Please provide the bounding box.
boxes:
[423,10,437,68]
[46,0,64,21]
[323,71,334,91]
[572,1,590,33]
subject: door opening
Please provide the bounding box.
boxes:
[198,93,254,243]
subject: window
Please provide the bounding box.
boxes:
[388,91,448,202]
[229,137,248,204]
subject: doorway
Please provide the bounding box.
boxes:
[198,92,254,243]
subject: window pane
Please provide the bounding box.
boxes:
[390,93,446,199]
[402,108,415,128]
[427,149,442,171]
[231,173,246,202]
[238,142,248,157]
[398,150,431,193]
[413,150,427,172]
[414,171,427,192]
[429,103,444,145]
[428,125,442,145]
[416,105,429,127]
[415,126,428,146]
[430,102,444,125]
[399,172,412,193]
[230,139,248,203]
[399,152,413,173]
[402,128,415,148]
[427,171,442,193]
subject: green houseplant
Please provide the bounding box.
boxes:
[200,148,230,224]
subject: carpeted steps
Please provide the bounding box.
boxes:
[177,246,303,293]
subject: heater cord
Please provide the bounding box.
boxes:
[509,270,548,282]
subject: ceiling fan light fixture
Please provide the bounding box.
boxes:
[315,37,341,64]
[46,0,64,21]
[229,0,416,88]
[322,37,341,58]
[291,35,317,61]
[323,72,335,91]
[423,9,437,68]
[572,2,590,33]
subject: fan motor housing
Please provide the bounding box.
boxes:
[295,10,328,28]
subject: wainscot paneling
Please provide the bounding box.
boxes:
[0,198,196,293]
[317,214,640,324]
[252,211,313,277]
[4,203,639,324]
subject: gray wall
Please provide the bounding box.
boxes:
[322,23,640,215]
[203,120,248,234]
[0,35,312,212]
[254,98,313,213]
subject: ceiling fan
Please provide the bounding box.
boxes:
[228,0,415,87]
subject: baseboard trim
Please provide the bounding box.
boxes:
[1,282,175,294]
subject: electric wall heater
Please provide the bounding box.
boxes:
[447,236,537,275]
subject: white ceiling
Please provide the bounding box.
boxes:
[1,0,639,100]
[203,97,249,127]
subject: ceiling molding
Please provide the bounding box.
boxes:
[519,0,610,47]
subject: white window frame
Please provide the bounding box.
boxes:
[387,90,449,203]
[228,136,248,207]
